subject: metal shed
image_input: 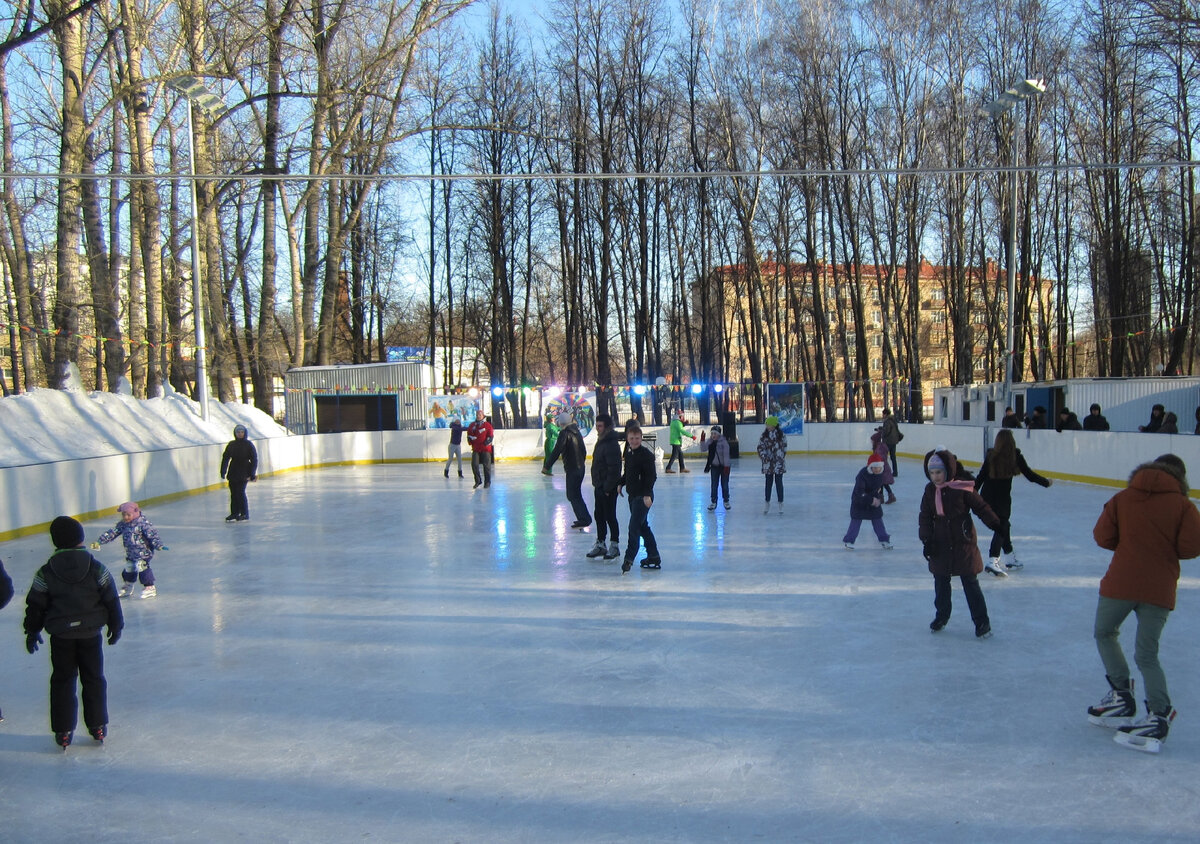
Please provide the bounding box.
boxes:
[284,362,433,434]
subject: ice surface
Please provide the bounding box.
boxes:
[1,457,1198,842]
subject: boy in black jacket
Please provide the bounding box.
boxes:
[220,424,259,522]
[24,516,124,749]
[619,423,660,573]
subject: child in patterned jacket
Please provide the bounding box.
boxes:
[91,501,167,599]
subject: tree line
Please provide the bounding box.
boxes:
[0,0,1196,424]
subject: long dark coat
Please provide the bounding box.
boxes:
[918,450,1002,577]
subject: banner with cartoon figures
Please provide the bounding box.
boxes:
[544,393,596,437]
[428,395,479,429]
[766,383,806,435]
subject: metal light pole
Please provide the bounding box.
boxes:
[980,78,1045,401]
[165,76,227,422]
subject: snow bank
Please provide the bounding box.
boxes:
[0,386,288,468]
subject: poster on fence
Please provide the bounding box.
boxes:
[544,394,596,437]
[427,395,480,429]
[766,383,805,435]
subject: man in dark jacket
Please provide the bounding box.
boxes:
[619,423,660,572]
[546,411,591,528]
[1083,404,1110,431]
[1056,408,1083,432]
[24,516,123,749]
[1001,407,1022,428]
[586,414,622,561]
[1026,406,1048,429]
[220,424,259,522]
[879,408,902,476]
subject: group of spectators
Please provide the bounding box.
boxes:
[1001,403,1200,435]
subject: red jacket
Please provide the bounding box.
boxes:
[1094,462,1200,610]
[466,419,494,454]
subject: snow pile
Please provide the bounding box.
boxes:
[0,385,288,468]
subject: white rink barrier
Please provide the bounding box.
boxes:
[3,423,1197,539]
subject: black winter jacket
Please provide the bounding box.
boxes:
[0,559,13,609]
[621,444,657,498]
[547,424,587,472]
[221,437,259,482]
[24,549,123,639]
[590,428,622,493]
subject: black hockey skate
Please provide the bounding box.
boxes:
[1114,703,1175,753]
[55,731,72,749]
[89,725,106,743]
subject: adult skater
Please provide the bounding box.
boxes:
[878,408,902,476]
[444,415,465,478]
[1083,404,1110,431]
[541,413,561,475]
[618,423,660,573]
[757,416,787,514]
[585,414,622,561]
[975,428,1052,576]
[545,411,591,529]
[220,424,258,521]
[704,425,732,510]
[919,449,1003,639]
[664,410,694,473]
[467,409,494,488]
[870,429,897,504]
[25,517,123,748]
[1086,454,1200,752]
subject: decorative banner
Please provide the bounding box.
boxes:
[766,383,806,434]
[386,346,432,363]
[427,394,479,428]
[545,394,596,437]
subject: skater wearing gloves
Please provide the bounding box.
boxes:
[618,423,660,573]
[92,501,167,599]
[545,411,592,529]
[757,416,787,514]
[664,410,694,473]
[919,449,1004,639]
[467,409,495,489]
[541,413,561,475]
[843,454,892,549]
[220,424,258,521]
[24,516,123,749]
[1086,454,1200,752]
[975,428,1052,576]
[704,425,732,510]
[585,414,622,561]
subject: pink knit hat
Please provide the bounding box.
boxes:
[117,501,141,518]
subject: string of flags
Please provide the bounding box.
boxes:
[0,321,199,352]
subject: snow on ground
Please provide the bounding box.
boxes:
[0,383,287,468]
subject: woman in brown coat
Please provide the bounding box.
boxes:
[918,449,1003,638]
[1087,454,1200,751]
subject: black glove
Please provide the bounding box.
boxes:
[922,541,938,561]
[703,463,711,474]
[26,633,42,654]
[107,628,121,646]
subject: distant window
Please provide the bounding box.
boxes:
[962,402,971,421]
[931,289,944,301]
[940,396,948,418]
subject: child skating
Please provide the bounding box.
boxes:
[844,454,892,549]
[757,416,787,514]
[1086,454,1200,752]
[24,516,123,749]
[704,425,732,510]
[975,428,1052,576]
[918,449,1003,638]
[92,501,167,599]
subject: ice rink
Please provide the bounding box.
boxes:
[2,455,1199,842]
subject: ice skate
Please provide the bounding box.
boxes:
[707,502,717,511]
[89,725,106,743]
[879,541,893,550]
[225,514,238,522]
[723,500,731,510]
[843,542,855,550]
[117,583,134,598]
[1004,552,1023,570]
[603,541,620,561]
[1088,676,1137,728]
[621,558,633,574]
[585,541,607,559]
[777,501,783,515]
[140,585,157,599]
[664,468,676,474]
[984,557,1008,577]
[55,731,72,749]
[975,623,993,639]
[1114,703,1175,753]
[930,617,947,633]
[679,468,690,473]
[640,557,661,569]
[763,502,770,514]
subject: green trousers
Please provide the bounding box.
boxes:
[1093,596,1172,714]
